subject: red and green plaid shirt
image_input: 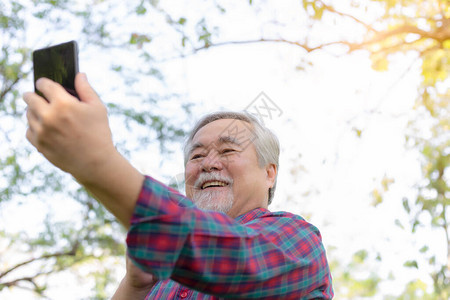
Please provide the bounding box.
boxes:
[127,176,333,299]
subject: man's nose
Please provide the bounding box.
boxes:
[201,151,223,172]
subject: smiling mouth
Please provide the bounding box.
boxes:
[201,181,229,190]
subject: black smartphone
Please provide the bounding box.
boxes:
[33,40,79,100]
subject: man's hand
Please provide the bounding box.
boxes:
[112,256,157,299]
[23,73,145,227]
[24,73,115,184]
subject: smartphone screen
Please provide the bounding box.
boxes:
[33,41,79,100]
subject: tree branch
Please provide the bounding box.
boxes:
[368,37,433,56]
[192,19,449,57]
[0,76,21,103]
[0,269,57,298]
[0,242,78,280]
[366,24,448,45]
[193,38,347,53]
[1,270,51,288]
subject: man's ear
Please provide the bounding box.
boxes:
[265,163,277,188]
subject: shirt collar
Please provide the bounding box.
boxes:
[234,207,269,224]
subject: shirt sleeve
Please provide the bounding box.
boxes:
[126,176,333,299]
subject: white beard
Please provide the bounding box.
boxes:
[191,172,234,213]
[193,188,234,214]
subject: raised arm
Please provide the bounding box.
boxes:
[23,74,144,228]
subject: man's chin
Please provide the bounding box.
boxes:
[193,189,234,213]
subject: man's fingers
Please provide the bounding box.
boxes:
[26,106,40,128]
[25,127,37,147]
[23,91,49,150]
[75,73,100,104]
[23,91,43,107]
[35,77,73,103]
[23,91,48,119]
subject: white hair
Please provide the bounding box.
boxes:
[183,111,280,205]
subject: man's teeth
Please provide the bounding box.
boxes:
[202,181,228,189]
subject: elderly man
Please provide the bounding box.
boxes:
[24,74,333,299]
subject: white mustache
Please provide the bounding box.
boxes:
[194,172,233,190]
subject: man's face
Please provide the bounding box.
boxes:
[185,119,274,218]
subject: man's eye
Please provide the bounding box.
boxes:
[191,154,204,160]
[222,149,235,154]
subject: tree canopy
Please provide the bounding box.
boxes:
[0,0,448,298]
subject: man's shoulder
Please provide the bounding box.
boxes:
[247,209,319,232]
[244,209,325,255]
[255,209,306,223]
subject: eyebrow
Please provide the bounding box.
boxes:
[188,135,243,156]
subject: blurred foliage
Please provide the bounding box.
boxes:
[0,0,190,298]
[291,0,449,298]
[328,247,382,298]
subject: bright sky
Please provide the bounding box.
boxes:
[1,0,446,298]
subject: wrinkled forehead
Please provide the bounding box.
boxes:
[189,118,255,152]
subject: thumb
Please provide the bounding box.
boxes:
[75,73,100,104]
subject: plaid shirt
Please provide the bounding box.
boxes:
[127,176,333,299]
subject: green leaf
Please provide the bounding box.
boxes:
[352,249,368,264]
[419,245,429,253]
[375,253,382,261]
[429,256,436,265]
[371,188,383,207]
[111,65,122,72]
[352,127,362,138]
[412,219,420,233]
[135,0,147,15]
[402,197,411,213]
[136,5,146,15]
[129,33,151,47]
[403,260,418,269]
[381,176,394,191]
[181,36,188,47]
[394,219,404,230]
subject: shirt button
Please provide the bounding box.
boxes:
[180,291,188,298]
